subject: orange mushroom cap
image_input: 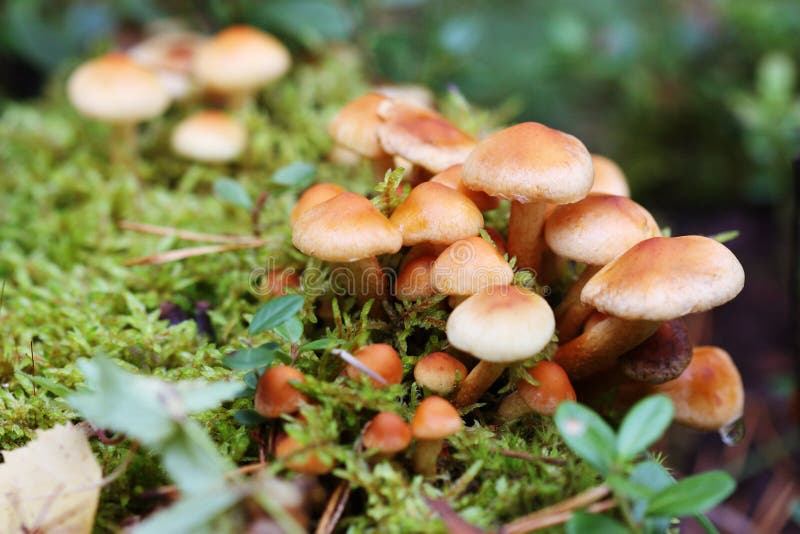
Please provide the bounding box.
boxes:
[363,412,413,454]
[411,396,463,440]
[328,93,389,158]
[431,236,513,296]
[395,255,437,300]
[254,365,308,418]
[517,361,576,416]
[290,183,346,226]
[344,344,404,388]
[430,164,499,212]
[274,433,332,475]
[413,352,468,396]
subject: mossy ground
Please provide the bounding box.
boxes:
[0,50,598,532]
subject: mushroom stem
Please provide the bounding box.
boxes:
[453,361,506,408]
[111,122,137,166]
[332,256,387,307]
[507,201,548,272]
[413,438,444,476]
[497,391,531,421]
[554,265,601,342]
[554,316,660,380]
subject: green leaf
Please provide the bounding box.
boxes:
[134,488,239,534]
[274,316,303,343]
[708,230,740,243]
[234,408,268,426]
[646,471,736,517]
[271,162,316,188]
[300,338,341,351]
[249,295,305,335]
[617,395,674,461]
[629,460,676,521]
[15,371,72,397]
[243,370,260,390]
[694,514,721,534]
[606,474,655,500]
[222,343,279,370]
[214,178,253,209]
[555,401,617,474]
[566,511,629,534]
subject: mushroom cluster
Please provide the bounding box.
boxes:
[273,90,748,477]
[66,24,291,164]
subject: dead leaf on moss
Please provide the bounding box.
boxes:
[0,423,101,534]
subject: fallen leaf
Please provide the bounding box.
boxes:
[0,423,102,534]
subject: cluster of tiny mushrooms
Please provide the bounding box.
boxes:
[69,24,746,478]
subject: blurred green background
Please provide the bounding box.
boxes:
[1,0,799,206]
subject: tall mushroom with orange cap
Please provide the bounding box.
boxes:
[343,344,404,388]
[389,182,483,246]
[555,236,745,380]
[447,285,556,408]
[377,100,477,174]
[590,155,630,197]
[497,361,576,420]
[362,412,412,458]
[431,236,513,299]
[650,346,744,432]
[67,53,170,162]
[411,396,462,475]
[254,365,308,419]
[462,122,593,272]
[292,192,402,305]
[193,25,291,108]
[171,110,247,163]
[545,194,661,341]
[290,183,346,227]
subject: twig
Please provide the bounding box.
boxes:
[251,192,269,236]
[332,349,388,385]
[315,480,351,534]
[124,243,265,266]
[425,497,485,534]
[29,340,36,397]
[501,499,616,533]
[496,449,567,466]
[118,220,269,245]
[501,484,611,534]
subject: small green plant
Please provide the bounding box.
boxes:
[554,395,736,533]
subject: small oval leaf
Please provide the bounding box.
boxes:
[214,178,253,209]
[646,471,736,517]
[222,343,279,370]
[249,295,304,335]
[617,394,674,460]
[554,401,617,475]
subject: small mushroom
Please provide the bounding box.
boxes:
[274,433,332,475]
[343,344,404,388]
[328,93,390,159]
[545,194,660,341]
[430,164,499,212]
[411,396,462,476]
[362,412,412,458]
[651,346,744,431]
[462,122,593,272]
[376,99,476,173]
[254,365,308,419]
[497,361,576,420]
[431,236,513,299]
[67,53,170,163]
[373,84,435,108]
[290,183,346,227]
[170,110,247,163]
[413,352,468,397]
[395,255,437,301]
[389,182,483,246]
[292,192,402,305]
[555,236,745,380]
[128,30,207,100]
[618,319,692,384]
[193,25,291,108]
[447,285,556,408]
[590,155,630,197]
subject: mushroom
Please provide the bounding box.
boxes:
[193,25,291,108]
[67,53,170,162]
[290,183,346,226]
[462,122,593,272]
[410,396,462,475]
[555,236,745,380]
[170,110,247,163]
[128,30,207,100]
[376,99,477,174]
[590,155,630,197]
[497,361,576,420]
[292,192,402,305]
[430,164,499,212]
[274,433,332,475]
[447,285,556,408]
[373,84,435,108]
[431,236,513,299]
[399,243,447,270]
[389,182,483,246]
[328,93,393,175]
[545,194,660,341]
[362,412,412,458]
[618,319,692,384]
[395,255,437,301]
[413,352,469,396]
[343,344,404,388]
[254,365,308,418]
[650,346,744,431]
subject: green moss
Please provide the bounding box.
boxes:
[0,48,597,532]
